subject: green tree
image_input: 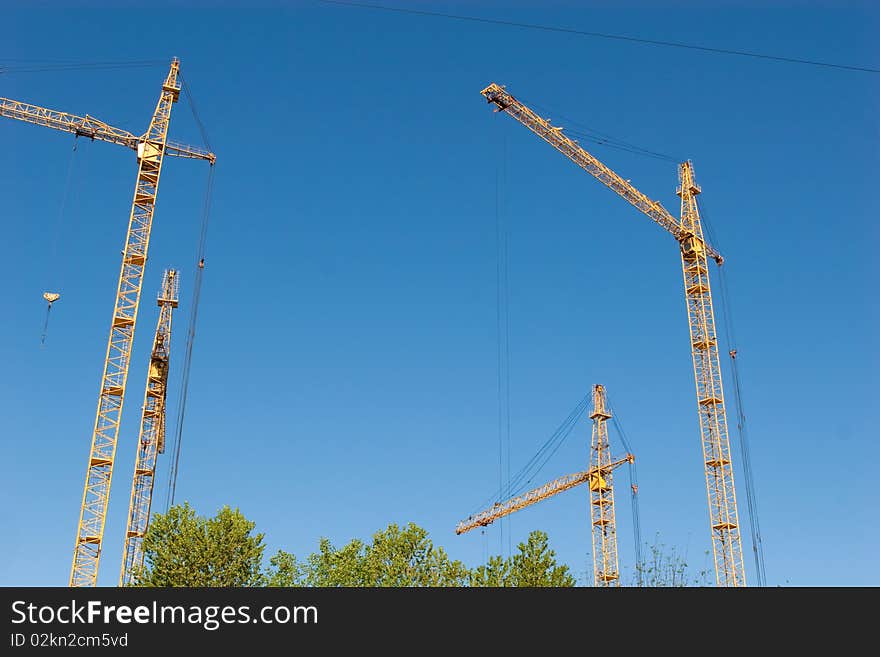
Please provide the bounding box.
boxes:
[469,530,576,587]
[133,502,266,587]
[264,550,307,587]
[302,523,470,587]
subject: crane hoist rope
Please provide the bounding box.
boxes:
[607,400,643,585]
[166,164,215,511]
[40,135,80,346]
[163,72,216,511]
[695,195,766,586]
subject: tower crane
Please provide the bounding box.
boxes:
[457,385,634,587]
[119,269,179,586]
[480,83,745,586]
[1,58,216,586]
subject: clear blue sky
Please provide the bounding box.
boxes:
[1,1,877,587]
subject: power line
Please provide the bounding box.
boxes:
[319,0,880,74]
[0,60,167,75]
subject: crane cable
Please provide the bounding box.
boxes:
[699,198,767,587]
[495,132,512,557]
[165,72,215,510]
[41,134,89,346]
[165,164,213,510]
[605,394,643,586]
[469,393,591,517]
[521,96,681,163]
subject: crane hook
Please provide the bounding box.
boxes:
[40,291,61,347]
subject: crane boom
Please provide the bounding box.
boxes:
[480,83,722,264]
[119,270,179,586]
[456,454,632,536]
[0,97,215,164]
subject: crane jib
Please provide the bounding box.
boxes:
[479,84,722,264]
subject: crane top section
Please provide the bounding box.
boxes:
[590,383,611,420]
[480,83,722,265]
[0,60,215,165]
[158,269,180,308]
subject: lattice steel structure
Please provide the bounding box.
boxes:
[119,270,179,586]
[1,58,215,586]
[589,384,621,586]
[479,82,745,586]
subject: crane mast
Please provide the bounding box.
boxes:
[480,83,745,586]
[69,59,182,587]
[1,58,215,586]
[589,384,620,587]
[119,270,179,586]
[677,162,744,586]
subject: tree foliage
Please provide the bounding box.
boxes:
[133,502,266,587]
[286,523,471,587]
[138,504,703,588]
[469,530,576,587]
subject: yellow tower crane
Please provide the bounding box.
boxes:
[1,58,216,586]
[457,385,634,587]
[119,269,179,586]
[479,83,745,587]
